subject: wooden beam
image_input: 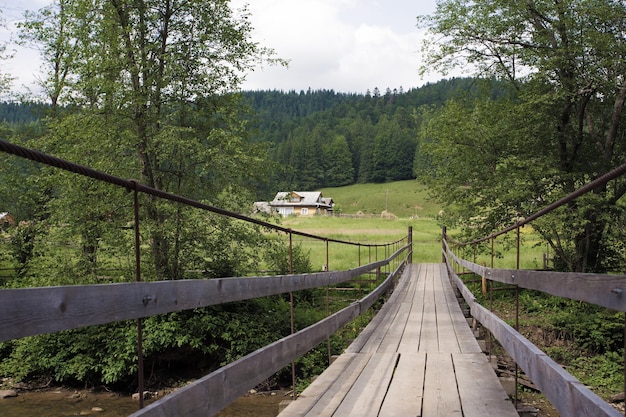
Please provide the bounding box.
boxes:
[0,260,390,342]
[130,303,361,417]
[472,299,621,417]
[444,246,626,312]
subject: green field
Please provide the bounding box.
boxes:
[281,181,547,272]
[320,180,440,218]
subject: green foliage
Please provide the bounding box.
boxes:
[570,351,625,397]
[265,241,313,275]
[419,1,626,273]
[320,180,438,218]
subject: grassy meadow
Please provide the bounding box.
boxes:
[320,180,440,218]
[279,180,548,272]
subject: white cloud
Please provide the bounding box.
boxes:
[0,0,444,96]
[237,0,441,93]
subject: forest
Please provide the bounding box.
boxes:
[0,77,483,200]
[242,79,491,197]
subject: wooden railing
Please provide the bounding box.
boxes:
[443,239,623,417]
[0,140,412,416]
[442,161,626,417]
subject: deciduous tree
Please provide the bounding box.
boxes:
[419,0,626,272]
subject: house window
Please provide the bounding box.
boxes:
[301,208,309,215]
[278,207,294,217]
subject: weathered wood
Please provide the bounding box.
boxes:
[439,264,482,353]
[444,245,626,312]
[378,352,426,417]
[0,260,390,343]
[433,263,461,353]
[277,353,362,417]
[471,302,621,417]
[279,264,517,417]
[377,302,411,353]
[446,258,622,417]
[418,266,439,352]
[131,302,361,417]
[347,263,410,354]
[453,353,517,417]
[422,353,463,416]
[397,264,426,353]
[332,352,398,417]
[299,353,374,417]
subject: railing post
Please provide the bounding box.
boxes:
[442,226,447,264]
[131,181,145,410]
[288,231,296,401]
[326,239,331,366]
[408,226,413,264]
[514,222,521,409]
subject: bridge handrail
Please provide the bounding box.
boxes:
[0,139,403,247]
[442,238,626,312]
[0,244,408,343]
[130,259,407,417]
[443,245,621,417]
[0,139,414,415]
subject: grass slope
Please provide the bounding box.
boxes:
[320,180,440,218]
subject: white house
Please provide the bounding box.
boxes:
[269,191,334,217]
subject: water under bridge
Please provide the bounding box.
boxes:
[1,140,626,417]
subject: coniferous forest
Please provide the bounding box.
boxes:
[242,78,486,198]
[0,77,484,201]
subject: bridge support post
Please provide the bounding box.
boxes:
[441,226,447,263]
[408,226,413,264]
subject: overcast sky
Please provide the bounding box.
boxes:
[1,0,442,96]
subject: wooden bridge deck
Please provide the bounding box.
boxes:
[278,263,518,417]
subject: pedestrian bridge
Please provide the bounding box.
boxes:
[278,263,518,417]
[1,140,626,417]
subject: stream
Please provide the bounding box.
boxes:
[0,388,287,417]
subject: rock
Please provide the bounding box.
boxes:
[517,405,539,417]
[0,389,17,399]
[132,391,153,400]
[610,392,625,403]
[91,407,104,412]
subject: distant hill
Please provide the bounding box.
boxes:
[320,180,441,219]
[242,78,504,200]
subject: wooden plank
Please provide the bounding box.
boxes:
[448,251,626,312]
[453,353,517,417]
[397,264,419,303]
[296,353,374,417]
[333,352,398,417]
[379,353,426,417]
[418,265,439,353]
[397,264,427,353]
[377,302,411,352]
[279,353,358,417]
[432,264,460,353]
[0,262,390,342]
[349,266,412,354]
[438,264,482,354]
[422,353,463,416]
[359,261,405,313]
[358,294,404,353]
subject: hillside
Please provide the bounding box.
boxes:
[320,180,440,219]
